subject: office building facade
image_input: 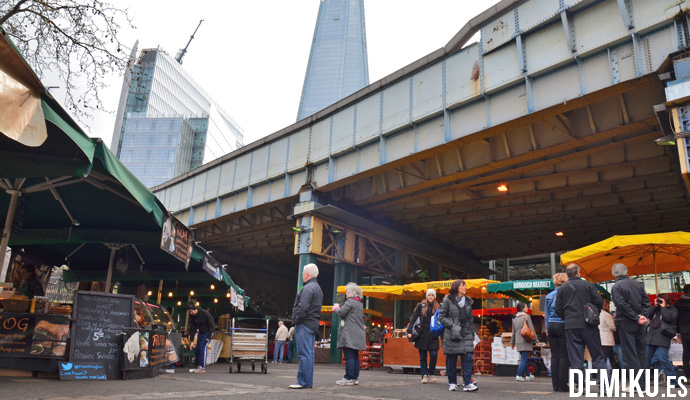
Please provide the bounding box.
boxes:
[111,46,243,188]
[297,0,369,121]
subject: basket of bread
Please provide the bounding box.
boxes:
[2,295,31,313]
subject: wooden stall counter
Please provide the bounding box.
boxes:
[382,336,446,372]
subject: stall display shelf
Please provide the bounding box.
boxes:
[341,344,383,369]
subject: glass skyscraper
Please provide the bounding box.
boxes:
[111,46,243,188]
[297,0,369,121]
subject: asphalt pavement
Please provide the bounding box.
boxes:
[0,361,672,399]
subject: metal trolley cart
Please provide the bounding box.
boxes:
[228,318,269,374]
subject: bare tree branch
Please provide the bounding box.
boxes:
[0,0,134,128]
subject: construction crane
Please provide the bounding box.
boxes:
[175,19,204,65]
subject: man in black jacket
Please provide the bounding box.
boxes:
[289,263,323,389]
[188,301,216,373]
[555,263,606,378]
[674,284,690,379]
[610,263,650,384]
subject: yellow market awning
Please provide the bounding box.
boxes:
[560,231,690,289]
[321,306,383,317]
[336,285,408,300]
[403,278,506,299]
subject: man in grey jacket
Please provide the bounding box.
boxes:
[289,263,323,389]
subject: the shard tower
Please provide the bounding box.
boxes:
[297,0,370,121]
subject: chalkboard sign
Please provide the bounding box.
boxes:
[69,291,135,379]
[59,361,106,380]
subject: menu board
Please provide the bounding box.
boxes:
[69,291,135,379]
[0,313,70,358]
[161,214,193,267]
[122,328,179,370]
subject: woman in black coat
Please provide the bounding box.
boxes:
[646,293,678,385]
[406,289,440,383]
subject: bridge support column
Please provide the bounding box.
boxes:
[393,253,405,329]
[330,259,350,364]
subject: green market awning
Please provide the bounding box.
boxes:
[487,279,610,301]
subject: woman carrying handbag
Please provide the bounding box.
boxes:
[438,279,478,392]
[511,302,538,382]
[645,293,678,386]
[406,289,441,383]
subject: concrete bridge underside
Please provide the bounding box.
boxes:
[152,0,690,313]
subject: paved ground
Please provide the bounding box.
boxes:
[0,361,682,399]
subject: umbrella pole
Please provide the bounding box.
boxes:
[654,252,658,295]
[105,245,117,293]
[0,190,21,282]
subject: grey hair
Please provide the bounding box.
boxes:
[303,263,319,278]
[612,263,628,278]
[345,282,362,299]
[278,320,284,325]
[566,263,580,278]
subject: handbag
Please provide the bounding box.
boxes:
[408,306,422,342]
[520,316,535,342]
[652,313,677,339]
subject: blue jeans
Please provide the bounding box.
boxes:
[273,340,285,362]
[287,339,293,362]
[295,325,316,387]
[647,345,677,385]
[418,349,438,376]
[613,345,625,369]
[446,352,473,386]
[517,350,532,377]
[343,347,360,380]
[196,332,210,368]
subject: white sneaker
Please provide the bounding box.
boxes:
[430,375,437,383]
[526,375,534,381]
[516,376,526,382]
[353,380,359,385]
[421,375,428,384]
[336,378,355,386]
[449,384,458,391]
[463,383,478,392]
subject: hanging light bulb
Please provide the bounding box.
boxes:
[195,302,200,307]
[177,301,182,306]
[214,298,218,303]
[146,290,152,296]
[168,292,173,297]
[190,290,195,296]
[226,292,231,298]
[210,284,215,290]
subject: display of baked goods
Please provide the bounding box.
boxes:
[48,305,72,315]
[51,342,67,357]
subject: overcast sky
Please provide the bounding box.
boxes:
[49,1,499,148]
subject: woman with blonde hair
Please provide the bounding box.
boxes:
[406,288,441,383]
[545,272,569,391]
[333,282,366,386]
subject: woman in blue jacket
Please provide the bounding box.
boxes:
[545,273,569,392]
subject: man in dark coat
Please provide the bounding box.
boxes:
[289,263,323,389]
[188,301,216,373]
[555,263,606,378]
[19,264,44,299]
[610,262,650,387]
[673,284,690,379]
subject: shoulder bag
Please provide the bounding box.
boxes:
[520,315,535,342]
[652,311,677,339]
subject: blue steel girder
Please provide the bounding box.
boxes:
[152,0,690,263]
